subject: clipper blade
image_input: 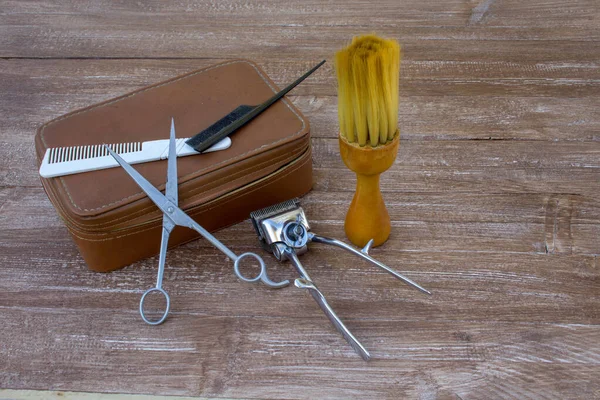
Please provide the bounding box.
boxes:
[250,198,302,241]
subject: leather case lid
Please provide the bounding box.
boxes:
[35,60,310,227]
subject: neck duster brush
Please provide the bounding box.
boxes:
[335,34,401,247]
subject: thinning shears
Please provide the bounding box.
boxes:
[106,118,288,325]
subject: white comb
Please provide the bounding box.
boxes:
[39,137,231,178]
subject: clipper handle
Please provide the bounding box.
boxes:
[283,247,371,360]
[294,278,370,361]
[281,245,312,280]
[309,233,432,295]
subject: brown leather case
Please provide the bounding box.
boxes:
[35,60,313,272]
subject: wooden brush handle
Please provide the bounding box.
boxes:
[339,133,399,247]
[346,172,390,247]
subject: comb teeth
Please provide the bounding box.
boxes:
[250,198,301,223]
[47,142,143,164]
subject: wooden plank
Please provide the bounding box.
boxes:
[1,59,598,139]
[3,133,600,198]
[2,187,599,255]
[1,245,598,323]
[2,18,600,60]
[0,390,216,400]
[0,0,472,28]
[468,0,600,29]
[0,188,598,319]
[2,57,600,103]
[1,309,599,398]
[2,1,600,60]
[4,33,598,62]
[2,0,598,33]
[314,138,600,197]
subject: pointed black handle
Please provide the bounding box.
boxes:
[185,105,254,151]
[186,60,326,153]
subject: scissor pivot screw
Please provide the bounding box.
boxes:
[167,206,174,213]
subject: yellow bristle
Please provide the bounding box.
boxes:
[335,50,355,143]
[334,34,400,147]
[351,49,369,146]
[387,41,400,139]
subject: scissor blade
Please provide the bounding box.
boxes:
[105,145,171,214]
[165,118,178,206]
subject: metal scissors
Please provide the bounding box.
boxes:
[106,118,289,325]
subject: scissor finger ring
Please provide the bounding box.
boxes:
[234,252,289,289]
[139,287,171,325]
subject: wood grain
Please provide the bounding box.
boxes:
[1,0,599,399]
[0,391,216,400]
[2,59,599,135]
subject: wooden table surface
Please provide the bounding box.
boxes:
[1,1,599,399]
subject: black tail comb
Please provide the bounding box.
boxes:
[185,60,326,153]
